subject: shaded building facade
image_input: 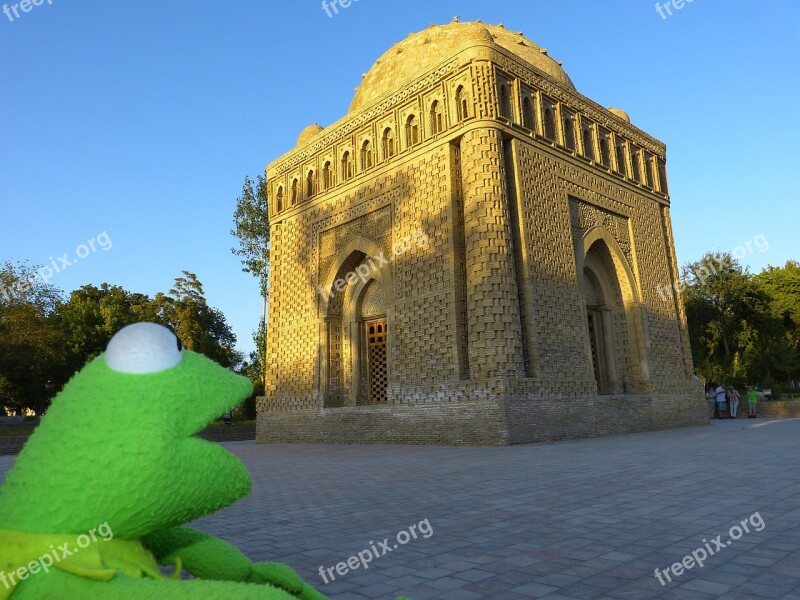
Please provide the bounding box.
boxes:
[258,20,705,445]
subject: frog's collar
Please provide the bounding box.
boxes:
[0,528,179,599]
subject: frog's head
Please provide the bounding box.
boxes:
[0,323,254,538]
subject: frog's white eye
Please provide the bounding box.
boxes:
[105,322,183,374]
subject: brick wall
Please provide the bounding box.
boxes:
[258,24,707,446]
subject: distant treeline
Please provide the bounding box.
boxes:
[0,264,261,415]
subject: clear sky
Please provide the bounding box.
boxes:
[1,0,798,357]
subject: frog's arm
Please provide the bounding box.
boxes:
[11,567,304,600]
[142,526,327,600]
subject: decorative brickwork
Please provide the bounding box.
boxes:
[258,21,705,445]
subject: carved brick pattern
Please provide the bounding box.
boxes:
[361,279,386,319]
[263,216,319,411]
[388,148,462,395]
[569,199,635,281]
[514,142,595,392]
[316,205,393,294]
[260,25,702,443]
[458,128,524,379]
[556,149,694,395]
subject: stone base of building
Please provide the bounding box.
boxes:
[256,392,708,446]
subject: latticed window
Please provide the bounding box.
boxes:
[367,319,388,404]
[275,186,284,212]
[290,178,298,205]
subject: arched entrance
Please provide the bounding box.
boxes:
[581,229,649,395]
[318,239,392,407]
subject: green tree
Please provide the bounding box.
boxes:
[0,262,64,414]
[753,261,800,385]
[231,174,270,389]
[683,253,760,381]
[231,175,270,299]
[155,271,242,368]
[684,254,799,389]
[55,283,160,376]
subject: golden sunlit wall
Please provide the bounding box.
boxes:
[258,21,705,445]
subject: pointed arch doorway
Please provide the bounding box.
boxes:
[318,238,392,407]
[580,228,650,395]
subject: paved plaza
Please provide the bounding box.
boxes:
[2,418,800,599]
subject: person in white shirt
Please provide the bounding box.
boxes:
[715,384,728,418]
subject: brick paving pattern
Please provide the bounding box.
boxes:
[2,419,799,598]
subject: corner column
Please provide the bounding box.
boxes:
[459,127,525,378]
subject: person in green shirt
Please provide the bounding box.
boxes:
[747,385,759,418]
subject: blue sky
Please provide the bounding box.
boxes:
[1,0,798,357]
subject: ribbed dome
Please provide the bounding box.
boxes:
[297,123,325,146]
[349,21,575,113]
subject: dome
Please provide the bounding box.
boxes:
[349,21,575,113]
[297,123,325,146]
[608,108,631,123]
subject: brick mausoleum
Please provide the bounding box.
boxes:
[257,19,706,445]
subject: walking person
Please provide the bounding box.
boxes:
[715,382,728,419]
[747,385,759,418]
[728,385,740,419]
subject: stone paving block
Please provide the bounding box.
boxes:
[2,420,800,598]
[679,578,734,595]
[509,581,561,597]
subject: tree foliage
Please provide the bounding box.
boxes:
[683,255,800,389]
[155,271,242,368]
[231,175,270,297]
[0,264,241,414]
[55,283,160,376]
[230,174,271,393]
[0,262,64,414]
